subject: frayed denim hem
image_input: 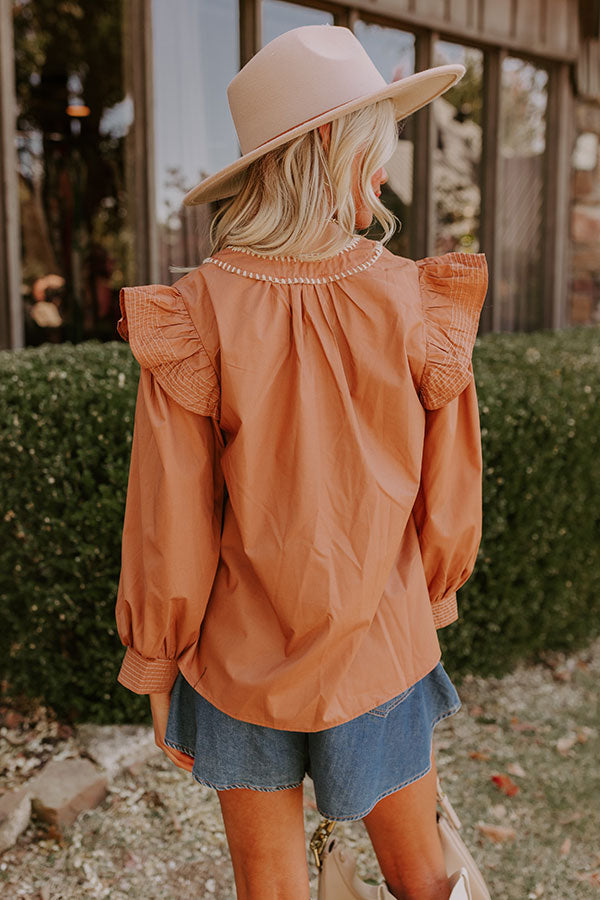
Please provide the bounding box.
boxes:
[315,702,462,822]
[163,736,304,793]
[191,775,305,793]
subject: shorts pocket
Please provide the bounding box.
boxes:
[366,684,417,718]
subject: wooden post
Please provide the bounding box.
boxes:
[0,0,23,349]
[543,60,573,329]
[413,30,436,260]
[480,46,505,333]
[125,0,159,285]
[240,0,262,63]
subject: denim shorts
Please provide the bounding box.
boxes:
[163,660,461,821]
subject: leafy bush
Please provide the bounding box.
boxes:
[0,341,148,725]
[439,325,600,678]
[1,328,599,723]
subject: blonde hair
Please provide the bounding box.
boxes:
[208,98,400,259]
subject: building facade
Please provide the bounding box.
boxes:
[1,0,599,349]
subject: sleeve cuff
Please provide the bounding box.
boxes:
[431,592,458,629]
[117,647,180,694]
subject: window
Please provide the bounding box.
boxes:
[432,41,483,255]
[13,0,133,345]
[353,20,415,257]
[261,0,333,44]
[498,57,548,331]
[152,0,239,279]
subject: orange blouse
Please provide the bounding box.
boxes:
[114,232,488,731]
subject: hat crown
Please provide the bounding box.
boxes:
[227,25,387,155]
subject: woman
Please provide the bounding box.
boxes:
[114,24,488,900]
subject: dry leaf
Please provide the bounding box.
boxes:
[556,733,577,755]
[470,705,484,716]
[552,669,571,682]
[557,811,582,825]
[477,822,516,842]
[576,727,594,743]
[527,883,544,898]
[559,837,572,856]
[491,773,520,796]
[469,750,491,761]
[506,761,527,777]
[169,810,182,833]
[510,720,539,733]
[574,871,600,886]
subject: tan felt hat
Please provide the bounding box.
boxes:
[183,24,464,206]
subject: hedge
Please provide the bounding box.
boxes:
[1,327,599,725]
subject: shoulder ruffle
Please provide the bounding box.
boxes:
[117,284,220,417]
[416,252,488,410]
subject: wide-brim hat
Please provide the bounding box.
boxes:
[183,24,464,206]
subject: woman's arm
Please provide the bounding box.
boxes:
[115,367,224,694]
[412,377,483,628]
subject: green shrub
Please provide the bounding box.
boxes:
[439,325,600,679]
[1,327,599,723]
[0,341,149,725]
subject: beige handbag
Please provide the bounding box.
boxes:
[310,775,492,900]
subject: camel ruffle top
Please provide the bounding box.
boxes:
[114,232,488,731]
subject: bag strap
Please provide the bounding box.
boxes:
[309,818,337,870]
[435,774,462,830]
[308,775,462,869]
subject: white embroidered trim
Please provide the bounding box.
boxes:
[222,234,360,261]
[202,242,384,284]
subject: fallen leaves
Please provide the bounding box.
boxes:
[574,870,600,886]
[510,717,539,733]
[555,727,594,755]
[477,821,517,842]
[491,773,520,796]
[469,750,491,761]
[559,837,571,856]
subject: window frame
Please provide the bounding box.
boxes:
[128,0,575,332]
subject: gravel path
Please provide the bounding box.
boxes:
[1,636,598,899]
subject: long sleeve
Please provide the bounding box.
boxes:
[413,252,488,628]
[115,368,224,693]
[412,377,483,627]
[114,282,223,693]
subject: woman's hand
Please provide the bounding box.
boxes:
[149,691,195,772]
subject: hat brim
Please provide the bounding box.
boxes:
[183,63,465,206]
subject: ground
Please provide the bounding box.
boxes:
[0,637,598,899]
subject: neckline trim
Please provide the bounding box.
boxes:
[202,240,384,285]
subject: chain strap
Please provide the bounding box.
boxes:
[309,818,337,870]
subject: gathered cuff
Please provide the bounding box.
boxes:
[117,647,179,694]
[431,592,458,629]
[416,252,488,410]
[117,284,220,418]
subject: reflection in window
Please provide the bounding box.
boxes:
[262,1,333,45]
[353,21,415,258]
[432,42,483,256]
[13,0,132,345]
[499,58,548,331]
[152,0,239,278]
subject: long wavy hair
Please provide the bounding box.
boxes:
[207,98,400,259]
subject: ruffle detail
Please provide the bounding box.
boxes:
[117,285,220,417]
[416,252,488,410]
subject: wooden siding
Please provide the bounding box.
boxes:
[577,39,600,99]
[346,0,579,60]
[0,0,23,349]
